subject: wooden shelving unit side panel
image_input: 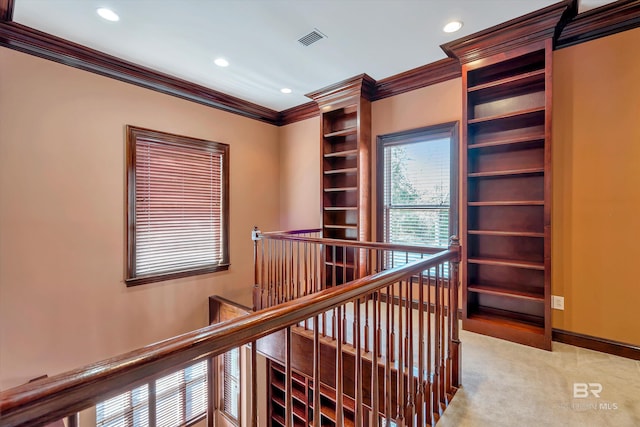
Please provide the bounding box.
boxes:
[461,39,552,350]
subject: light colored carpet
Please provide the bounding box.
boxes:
[437,329,640,427]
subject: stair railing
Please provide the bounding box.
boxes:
[1,233,460,427]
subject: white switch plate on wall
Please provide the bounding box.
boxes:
[552,295,565,310]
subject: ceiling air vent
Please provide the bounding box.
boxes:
[298,29,326,46]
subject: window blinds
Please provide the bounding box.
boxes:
[383,137,451,249]
[96,361,207,427]
[222,348,240,420]
[134,137,226,278]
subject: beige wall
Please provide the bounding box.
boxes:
[371,79,463,239]
[551,28,640,345]
[278,117,321,230]
[0,48,280,390]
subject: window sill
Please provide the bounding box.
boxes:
[125,263,230,287]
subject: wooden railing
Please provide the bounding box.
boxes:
[253,229,462,425]
[0,231,461,427]
[252,227,444,310]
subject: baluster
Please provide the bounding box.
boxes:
[385,284,392,423]
[67,413,79,427]
[285,326,292,427]
[364,286,370,353]
[406,275,415,422]
[377,277,383,358]
[426,266,433,425]
[313,316,321,427]
[416,272,425,426]
[390,278,396,362]
[296,240,300,300]
[396,281,405,426]
[287,240,297,301]
[251,342,258,427]
[355,298,363,427]
[268,239,274,307]
[450,236,461,389]
[433,264,441,418]
[371,290,380,426]
[439,263,446,408]
[336,305,344,427]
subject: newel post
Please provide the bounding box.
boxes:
[449,235,462,389]
[251,226,261,312]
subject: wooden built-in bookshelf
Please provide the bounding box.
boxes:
[461,43,553,350]
[307,75,374,286]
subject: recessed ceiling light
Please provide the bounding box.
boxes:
[214,58,229,67]
[443,21,463,33]
[280,88,292,94]
[96,8,119,22]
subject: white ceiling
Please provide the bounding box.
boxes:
[12,0,617,111]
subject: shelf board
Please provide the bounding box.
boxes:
[468,257,545,270]
[324,149,358,158]
[468,283,544,301]
[324,206,358,211]
[324,186,358,192]
[324,224,358,230]
[467,306,545,332]
[468,69,545,93]
[468,107,545,125]
[468,167,544,178]
[324,127,357,138]
[323,167,358,175]
[468,133,545,150]
[468,200,544,206]
[325,261,355,268]
[468,230,544,238]
[271,395,307,422]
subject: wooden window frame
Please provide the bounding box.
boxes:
[125,126,230,286]
[376,122,459,246]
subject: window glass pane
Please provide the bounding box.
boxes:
[96,385,149,427]
[156,371,183,427]
[223,348,240,419]
[185,361,208,421]
[383,135,451,250]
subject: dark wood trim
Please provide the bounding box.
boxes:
[209,296,251,325]
[0,22,281,125]
[125,125,230,287]
[552,329,640,361]
[306,73,376,108]
[556,0,640,49]
[373,58,461,101]
[0,0,14,22]
[375,121,460,244]
[278,101,319,125]
[441,1,572,64]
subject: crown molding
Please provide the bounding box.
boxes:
[305,73,377,108]
[373,58,461,101]
[0,0,13,22]
[556,0,640,49]
[0,21,281,125]
[441,0,573,64]
[278,102,319,126]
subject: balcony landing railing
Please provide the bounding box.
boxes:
[0,229,461,427]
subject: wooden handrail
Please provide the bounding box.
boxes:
[0,248,458,427]
[258,230,444,255]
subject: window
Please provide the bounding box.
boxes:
[377,123,458,252]
[126,126,229,286]
[221,348,240,421]
[96,361,207,427]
